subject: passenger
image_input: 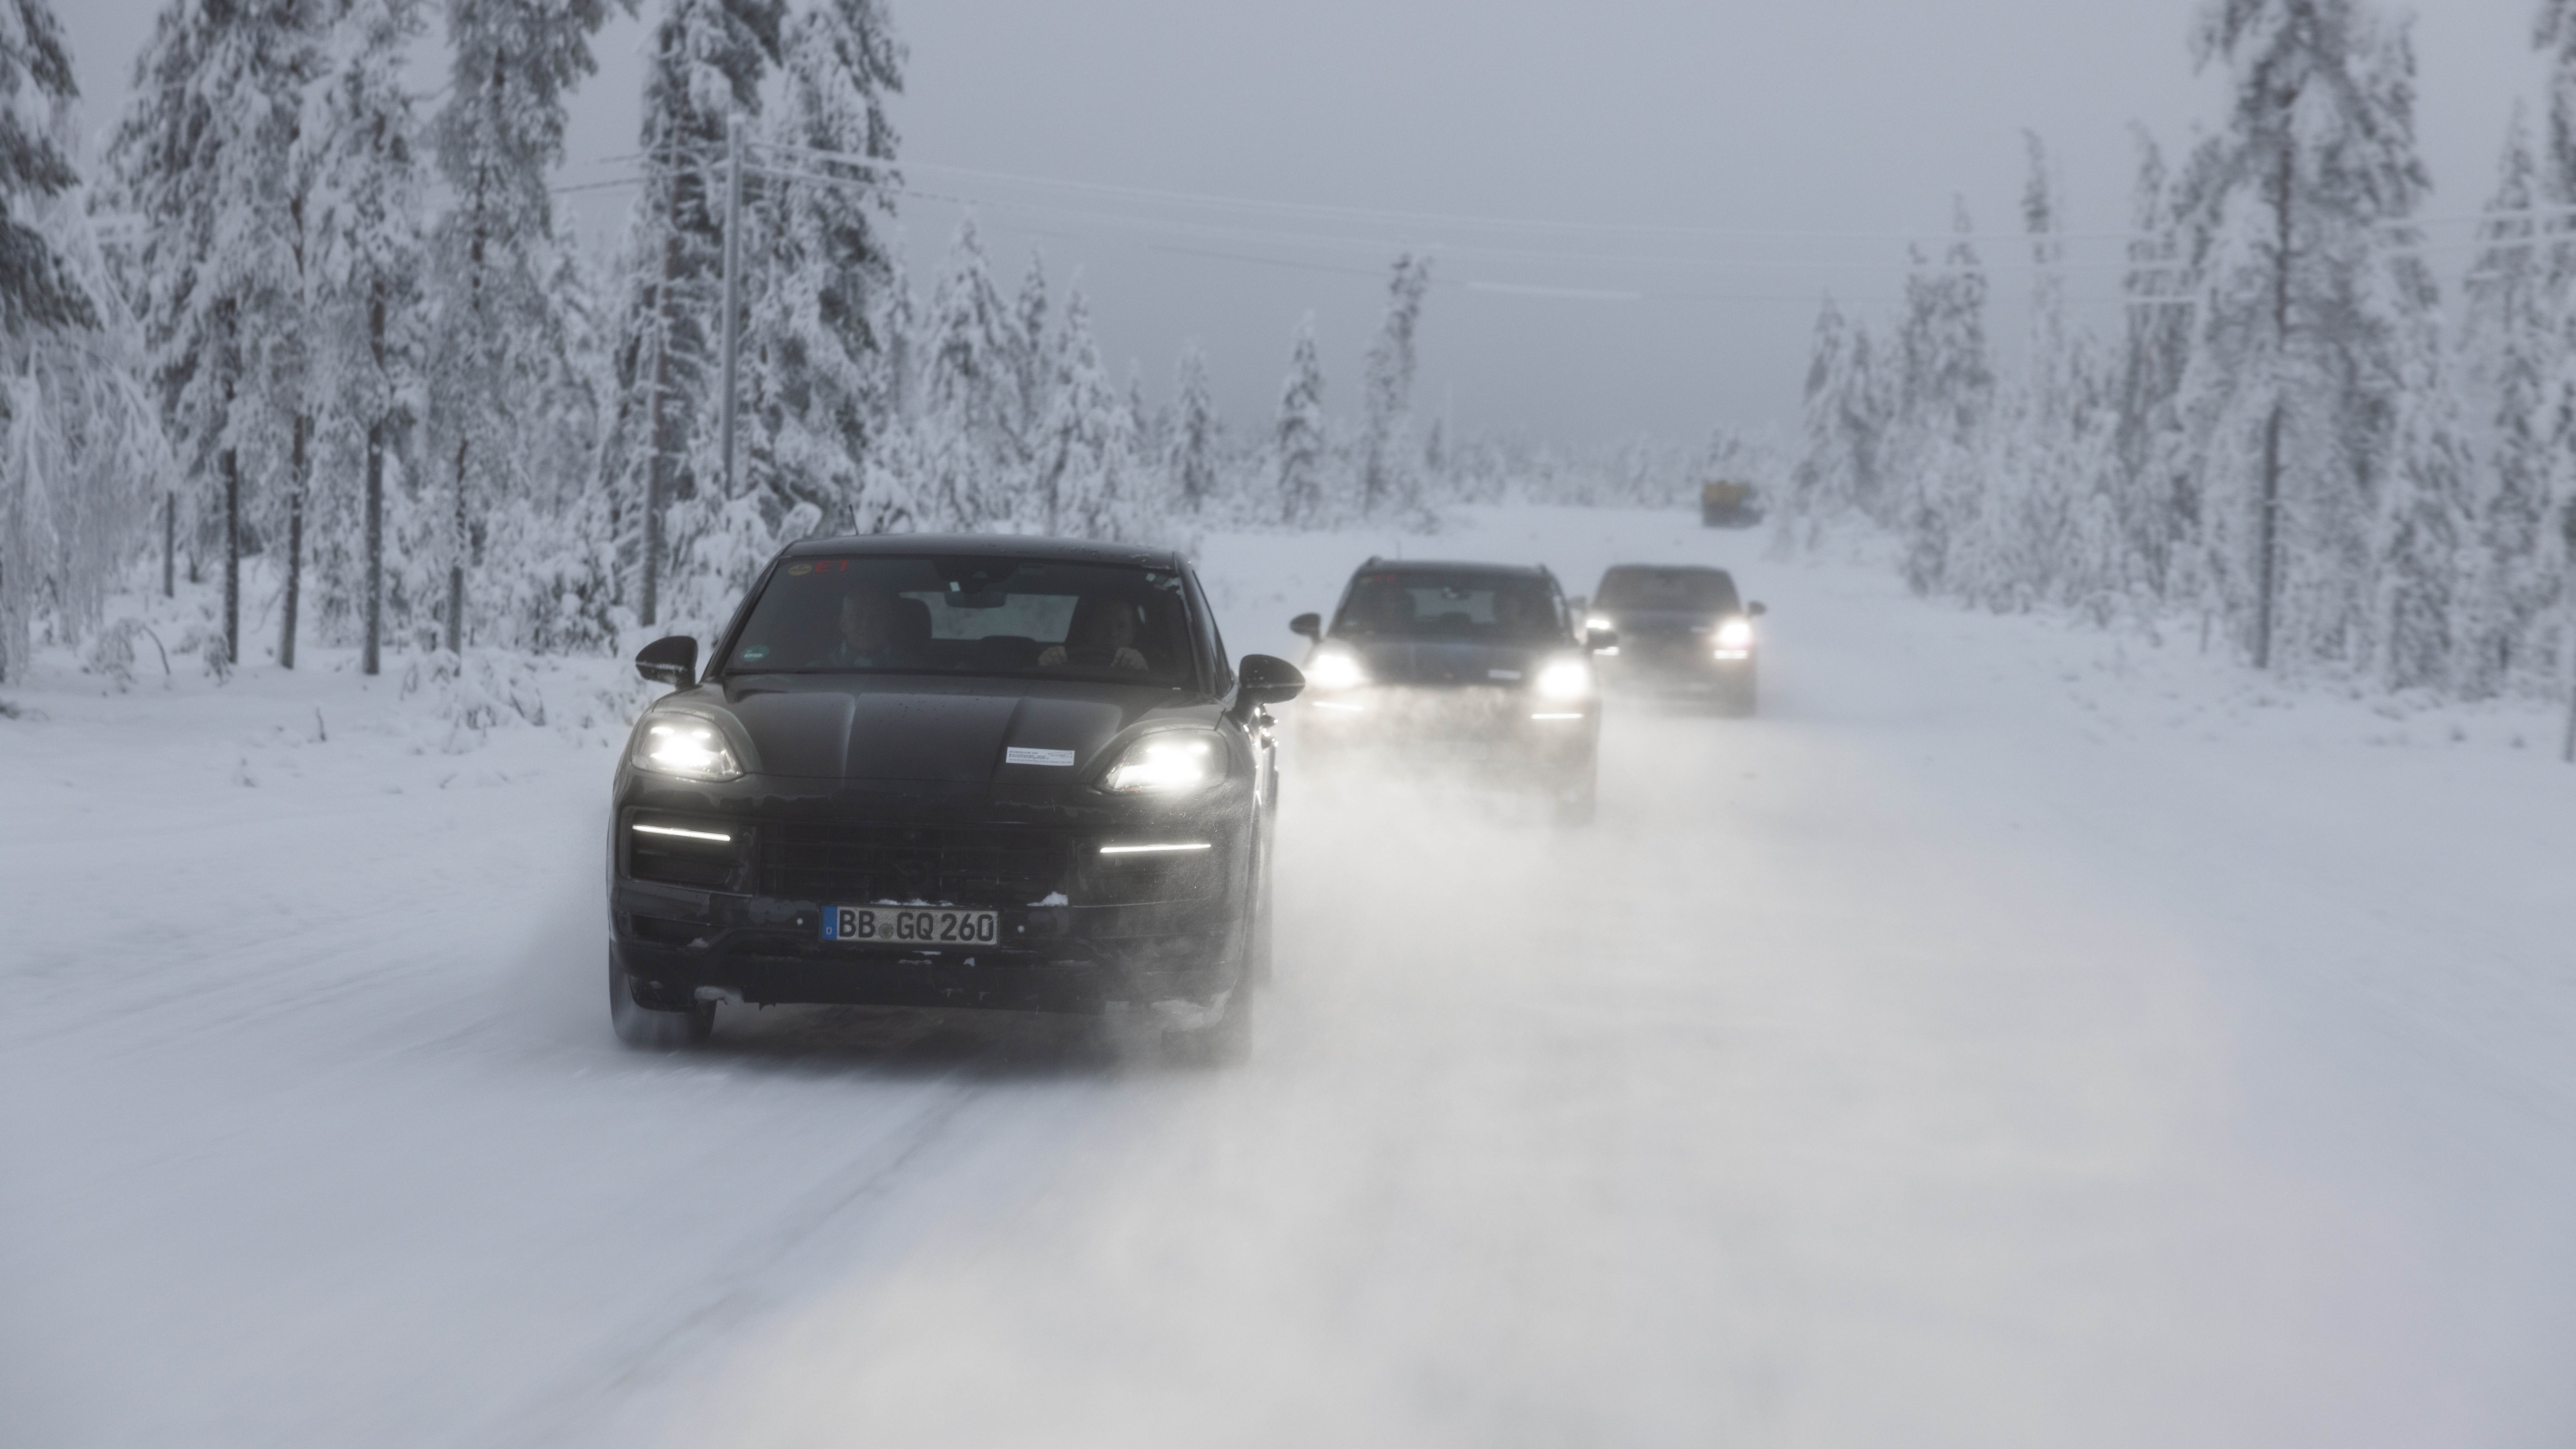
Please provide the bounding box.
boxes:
[830,586,912,667]
[1490,588,1547,638]
[1039,597,1150,672]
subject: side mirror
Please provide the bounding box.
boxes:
[1289,613,1323,641]
[1585,627,1619,652]
[1234,654,1305,716]
[636,635,698,690]
[1747,601,1768,617]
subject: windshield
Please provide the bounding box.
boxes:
[1331,570,1565,643]
[1594,567,1741,614]
[719,556,1199,688]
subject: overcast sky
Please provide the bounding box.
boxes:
[58,0,2547,446]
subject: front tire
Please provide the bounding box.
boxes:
[1163,987,1253,1068]
[608,950,714,1049]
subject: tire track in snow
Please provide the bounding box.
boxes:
[477,1018,1120,1449]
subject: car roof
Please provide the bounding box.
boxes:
[1353,558,1554,580]
[784,533,1187,570]
[1601,563,1733,575]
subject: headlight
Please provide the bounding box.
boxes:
[632,716,742,781]
[1102,731,1224,794]
[1535,658,1592,701]
[1584,614,1613,633]
[1714,617,1755,650]
[1307,649,1366,691]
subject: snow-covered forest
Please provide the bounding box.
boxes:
[1779,0,2576,714]
[8,0,2576,726]
[0,0,1727,688]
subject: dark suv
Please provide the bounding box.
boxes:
[1581,564,1765,713]
[1289,559,1606,824]
[607,536,1304,1060]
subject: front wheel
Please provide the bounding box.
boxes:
[1163,988,1253,1068]
[608,950,714,1048]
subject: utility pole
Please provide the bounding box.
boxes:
[718,110,746,503]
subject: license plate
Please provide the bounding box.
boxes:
[821,906,1000,946]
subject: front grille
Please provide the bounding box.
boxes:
[759,823,1071,908]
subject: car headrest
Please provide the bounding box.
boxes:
[893,596,933,648]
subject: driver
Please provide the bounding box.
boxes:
[1039,597,1149,672]
[830,585,910,667]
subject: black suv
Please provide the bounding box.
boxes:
[608,536,1303,1060]
[1581,564,1765,713]
[1289,558,1606,824]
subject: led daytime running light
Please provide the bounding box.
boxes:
[633,823,732,842]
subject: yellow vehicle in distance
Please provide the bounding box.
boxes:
[1700,480,1763,529]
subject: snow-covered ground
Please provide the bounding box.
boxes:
[4,506,2572,1447]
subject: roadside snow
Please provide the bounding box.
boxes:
[3,506,2571,1447]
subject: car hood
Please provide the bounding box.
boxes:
[1322,637,1572,687]
[676,673,1199,783]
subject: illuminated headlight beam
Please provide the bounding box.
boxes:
[1099,842,1214,855]
[1530,713,1586,721]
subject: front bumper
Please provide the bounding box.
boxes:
[1600,644,1756,695]
[1296,686,1598,776]
[608,778,1255,1015]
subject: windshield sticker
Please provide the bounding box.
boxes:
[787,562,811,575]
[740,645,770,662]
[1005,747,1076,767]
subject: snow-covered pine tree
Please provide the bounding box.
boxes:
[2114,127,2200,597]
[302,0,425,674]
[917,215,1017,528]
[458,231,620,654]
[108,0,328,669]
[605,0,781,627]
[425,0,628,650]
[1273,316,1327,526]
[1123,361,1156,469]
[2176,0,2434,673]
[1996,132,2120,613]
[1781,294,1884,553]
[1890,200,1994,595]
[737,0,903,539]
[2457,103,2558,695]
[2374,236,2474,691]
[1009,250,1049,449]
[1171,341,1217,512]
[1,0,165,683]
[2529,0,2576,730]
[1031,290,1133,540]
[1358,253,1431,517]
[0,0,92,339]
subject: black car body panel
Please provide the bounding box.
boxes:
[608,535,1289,1020]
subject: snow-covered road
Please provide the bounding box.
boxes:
[5,508,2572,1447]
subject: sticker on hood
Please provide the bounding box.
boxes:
[1005,747,1077,767]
